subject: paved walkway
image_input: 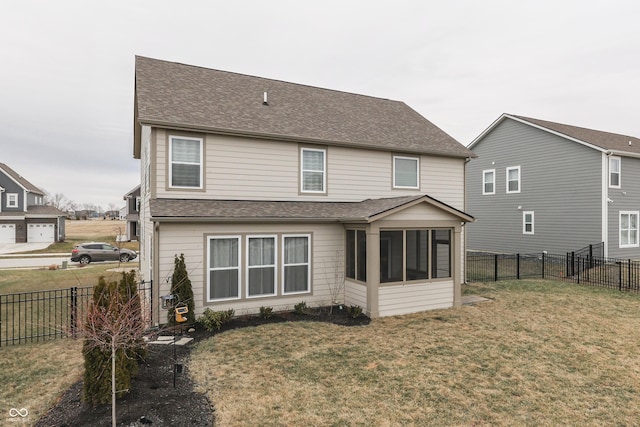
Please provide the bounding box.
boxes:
[0,242,54,254]
[147,335,194,346]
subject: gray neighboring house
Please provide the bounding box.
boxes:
[123,185,140,241]
[0,163,66,243]
[466,113,640,258]
[133,56,475,321]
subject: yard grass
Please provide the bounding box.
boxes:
[0,338,83,425]
[190,279,640,426]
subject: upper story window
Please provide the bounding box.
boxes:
[393,156,419,189]
[506,166,521,193]
[6,193,18,208]
[135,197,141,212]
[301,148,326,193]
[523,211,534,235]
[620,211,639,248]
[609,156,621,188]
[170,135,203,189]
[482,169,495,195]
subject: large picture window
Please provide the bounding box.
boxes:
[393,156,419,189]
[283,235,310,294]
[380,229,451,283]
[620,211,639,248]
[208,236,241,301]
[170,136,202,188]
[301,148,326,193]
[346,230,367,282]
[247,236,276,297]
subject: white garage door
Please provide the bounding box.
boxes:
[27,223,55,243]
[0,224,16,244]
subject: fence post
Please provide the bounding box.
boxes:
[629,259,632,290]
[576,256,580,284]
[70,287,78,338]
[619,262,623,291]
[571,252,575,277]
[516,254,520,280]
[541,252,545,279]
[494,254,499,282]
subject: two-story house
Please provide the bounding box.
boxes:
[466,113,640,258]
[0,163,66,243]
[133,56,474,321]
[123,185,140,241]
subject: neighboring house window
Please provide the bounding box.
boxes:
[283,235,311,294]
[346,230,367,282]
[393,156,419,189]
[619,211,639,248]
[247,236,276,297]
[380,229,451,283]
[506,166,521,193]
[135,197,141,212]
[523,211,535,235]
[482,169,495,195]
[208,236,241,301]
[301,148,326,193]
[609,156,621,188]
[6,193,18,208]
[170,135,203,188]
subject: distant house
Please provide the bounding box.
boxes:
[123,185,140,241]
[466,113,640,258]
[0,163,66,243]
[133,56,474,321]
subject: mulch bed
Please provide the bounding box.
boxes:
[35,307,369,426]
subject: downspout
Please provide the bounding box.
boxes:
[603,152,610,258]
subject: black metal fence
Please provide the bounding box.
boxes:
[467,251,640,293]
[0,281,152,347]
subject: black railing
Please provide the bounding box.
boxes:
[467,251,640,293]
[0,281,152,347]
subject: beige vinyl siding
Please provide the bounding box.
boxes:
[345,281,367,308]
[139,125,153,282]
[384,203,458,221]
[378,281,453,317]
[152,129,466,209]
[156,222,344,317]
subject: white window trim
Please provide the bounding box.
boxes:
[506,166,521,194]
[6,193,18,208]
[523,211,534,235]
[169,135,203,189]
[609,156,621,189]
[482,169,496,195]
[246,235,277,298]
[393,155,420,189]
[282,234,311,295]
[207,235,241,302]
[300,147,326,193]
[619,211,639,248]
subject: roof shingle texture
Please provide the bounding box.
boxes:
[514,115,640,154]
[0,163,43,195]
[135,56,472,158]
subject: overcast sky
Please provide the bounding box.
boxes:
[1,1,639,209]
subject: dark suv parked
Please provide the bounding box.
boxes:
[70,242,137,265]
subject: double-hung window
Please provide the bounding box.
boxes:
[506,166,521,193]
[6,193,18,208]
[482,169,495,195]
[301,148,326,193]
[393,156,419,189]
[247,236,276,297]
[170,136,203,188]
[609,156,621,188]
[208,236,241,301]
[523,211,534,235]
[283,235,310,294]
[620,211,639,248]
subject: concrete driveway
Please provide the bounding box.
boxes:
[0,242,53,254]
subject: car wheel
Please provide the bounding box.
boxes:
[79,255,91,265]
[120,254,130,262]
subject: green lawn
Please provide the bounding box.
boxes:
[190,279,640,426]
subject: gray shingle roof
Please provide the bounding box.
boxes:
[149,195,474,223]
[0,163,44,195]
[26,205,67,216]
[513,115,640,154]
[134,56,473,158]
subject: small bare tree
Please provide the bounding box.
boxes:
[324,249,345,314]
[80,273,147,427]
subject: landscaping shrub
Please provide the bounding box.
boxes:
[294,301,308,315]
[197,308,235,332]
[347,305,363,319]
[259,306,274,319]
